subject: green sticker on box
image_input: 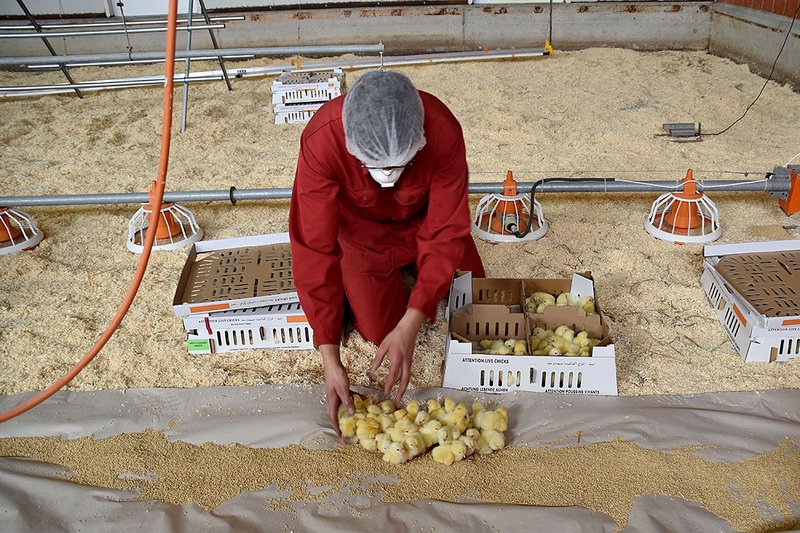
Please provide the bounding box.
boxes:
[187,338,211,353]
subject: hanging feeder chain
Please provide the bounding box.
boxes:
[117,1,134,61]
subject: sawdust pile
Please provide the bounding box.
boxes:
[1,48,800,396]
[1,429,798,531]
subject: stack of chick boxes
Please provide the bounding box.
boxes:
[172,233,314,354]
[702,239,800,363]
[271,69,345,125]
[442,272,618,395]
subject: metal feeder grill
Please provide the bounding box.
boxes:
[472,171,548,243]
[127,202,203,253]
[644,170,721,244]
[0,207,44,256]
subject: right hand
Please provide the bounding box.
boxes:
[321,344,354,443]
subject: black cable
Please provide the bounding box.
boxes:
[514,178,616,238]
[702,3,799,136]
[548,0,553,47]
[117,1,134,61]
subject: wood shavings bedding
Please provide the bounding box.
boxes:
[1,48,799,396]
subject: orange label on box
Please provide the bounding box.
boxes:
[732,304,747,327]
[287,315,308,323]
[189,303,231,313]
[782,318,800,326]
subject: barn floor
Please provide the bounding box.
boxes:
[1,47,800,530]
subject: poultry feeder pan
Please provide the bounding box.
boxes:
[127,182,202,253]
[644,169,721,244]
[472,170,548,243]
[0,207,44,256]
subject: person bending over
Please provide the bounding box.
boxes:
[289,70,485,435]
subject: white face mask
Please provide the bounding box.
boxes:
[368,167,406,188]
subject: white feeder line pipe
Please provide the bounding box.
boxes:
[1,74,223,94]
[0,180,788,208]
[1,47,544,98]
[180,0,195,134]
[0,16,244,30]
[0,23,224,38]
[0,44,385,66]
[26,55,255,69]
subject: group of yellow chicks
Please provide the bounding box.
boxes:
[338,394,508,465]
[524,291,596,315]
[476,291,602,357]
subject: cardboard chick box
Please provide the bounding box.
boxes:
[443,271,618,395]
[702,239,800,362]
[173,233,299,319]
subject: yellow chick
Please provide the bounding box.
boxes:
[339,416,357,439]
[466,428,493,455]
[556,293,568,306]
[376,433,393,454]
[440,404,470,433]
[383,442,410,465]
[554,325,572,339]
[474,408,507,432]
[579,346,592,357]
[575,331,590,347]
[406,400,420,419]
[458,434,476,457]
[478,339,494,350]
[426,399,442,418]
[450,440,468,462]
[420,420,443,448]
[403,433,427,458]
[414,411,430,426]
[443,397,457,414]
[378,399,396,414]
[513,340,527,355]
[532,292,556,306]
[359,437,378,451]
[481,428,505,451]
[583,300,596,314]
[355,419,380,441]
[393,408,408,421]
[496,407,508,431]
[432,444,456,465]
[548,347,563,356]
[366,404,382,415]
[377,414,395,431]
[566,293,582,307]
[472,401,485,416]
[437,425,462,446]
[536,303,548,314]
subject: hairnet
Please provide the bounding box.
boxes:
[342,70,426,168]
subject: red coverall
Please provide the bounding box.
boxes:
[289,91,485,346]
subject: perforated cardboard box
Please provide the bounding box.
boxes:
[172,233,298,318]
[702,239,800,362]
[183,302,313,354]
[443,272,618,395]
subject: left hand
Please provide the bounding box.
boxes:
[371,308,426,401]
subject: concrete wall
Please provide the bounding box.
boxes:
[0,2,712,58]
[710,2,800,88]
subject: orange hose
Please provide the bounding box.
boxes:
[0,0,179,424]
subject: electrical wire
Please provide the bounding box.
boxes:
[787,151,800,167]
[0,0,179,424]
[702,3,799,137]
[513,178,615,238]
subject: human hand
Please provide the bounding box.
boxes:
[371,309,425,402]
[321,344,354,444]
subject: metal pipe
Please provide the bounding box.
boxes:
[0,180,786,208]
[26,54,254,69]
[1,74,222,92]
[0,16,243,30]
[180,0,194,133]
[0,23,223,39]
[0,44,385,66]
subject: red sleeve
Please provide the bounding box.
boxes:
[407,118,470,321]
[289,130,344,346]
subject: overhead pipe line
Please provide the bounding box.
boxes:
[0,15,243,31]
[0,44,385,67]
[0,23,224,39]
[0,179,786,208]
